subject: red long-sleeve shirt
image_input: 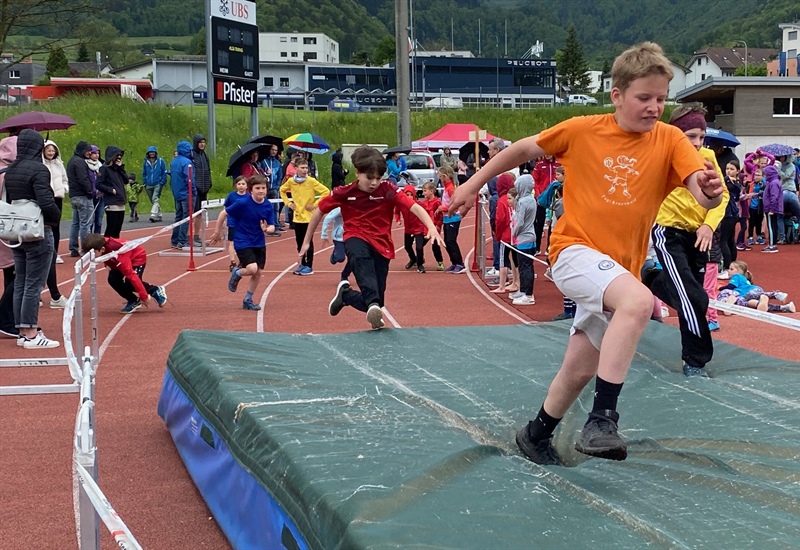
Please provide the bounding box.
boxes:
[102,237,149,301]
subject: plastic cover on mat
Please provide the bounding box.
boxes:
[162,323,800,549]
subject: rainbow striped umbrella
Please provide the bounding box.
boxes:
[283,132,331,154]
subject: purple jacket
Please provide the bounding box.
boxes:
[761,165,783,214]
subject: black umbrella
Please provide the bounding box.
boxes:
[227,142,272,177]
[459,141,489,164]
[382,144,412,155]
[247,134,283,153]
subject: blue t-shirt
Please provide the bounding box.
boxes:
[224,191,247,228]
[226,195,275,249]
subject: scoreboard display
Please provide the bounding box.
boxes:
[210,16,259,81]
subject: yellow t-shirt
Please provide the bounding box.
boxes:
[537,114,706,276]
[279,176,331,224]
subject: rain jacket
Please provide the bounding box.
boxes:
[762,165,783,215]
[511,174,536,247]
[191,134,212,194]
[3,129,60,227]
[66,140,93,198]
[95,146,128,207]
[170,141,196,201]
[142,146,168,188]
[42,140,68,199]
[0,135,17,269]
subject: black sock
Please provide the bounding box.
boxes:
[592,376,623,413]
[527,406,562,442]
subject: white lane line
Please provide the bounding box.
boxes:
[464,248,533,325]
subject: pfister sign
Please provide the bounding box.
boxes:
[216,0,256,25]
[214,76,257,107]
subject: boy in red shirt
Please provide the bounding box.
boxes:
[395,184,429,273]
[82,233,167,314]
[420,181,445,271]
[299,147,444,330]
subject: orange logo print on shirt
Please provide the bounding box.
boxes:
[603,155,639,204]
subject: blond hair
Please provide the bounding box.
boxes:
[438,164,456,184]
[729,260,753,283]
[611,42,674,92]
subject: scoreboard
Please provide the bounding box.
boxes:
[210,16,259,81]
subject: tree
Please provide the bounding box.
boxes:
[187,28,206,56]
[46,46,70,77]
[372,36,395,66]
[77,43,90,62]
[733,63,768,77]
[349,50,371,66]
[554,25,592,93]
[0,0,99,74]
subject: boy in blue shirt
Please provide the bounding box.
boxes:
[214,175,276,310]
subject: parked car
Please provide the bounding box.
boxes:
[568,94,598,106]
[401,152,439,195]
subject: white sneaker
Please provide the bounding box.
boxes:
[512,295,535,305]
[55,255,64,264]
[660,306,670,319]
[544,267,552,279]
[717,270,730,280]
[366,303,384,330]
[22,333,60,349]
[782,301,796,313]
[50,296,67,309]
[508,291,524,300]
[485,267,499,277]
[775,291,788,303]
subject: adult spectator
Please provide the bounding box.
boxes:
[86,145,104,233]
[191,134,212,245]
[532,154,561,198]
[262,143,284,231]
[775,152,799,244]
[439,147,457,171]
[142,145,168,222]
[41,139,68,308]
[330,148,348,188]
[707,138,739,173]
[66,140,94,256]
[95,146,127,238]
[5,129,61,348]
[170,141,195,249]
[0,135,17,337]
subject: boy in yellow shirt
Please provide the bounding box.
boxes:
[280,158,330,275]
[449,42,723,466]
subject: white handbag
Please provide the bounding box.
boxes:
[0,179,45,248]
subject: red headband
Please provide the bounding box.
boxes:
[671,111,707,133]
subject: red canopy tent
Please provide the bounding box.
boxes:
[411,123,511,151]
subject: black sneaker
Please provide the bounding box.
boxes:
[552,312,575,321]
[515,424,562,466]
[417,265,426,273]
[575,410,627,461]
[404,260,415,270]
[328,280,350,316]
[683,363,709,377]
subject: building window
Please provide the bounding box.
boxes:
[773,97,800,116]
[280,77,289,87]
[697,59,702,67]
[280,51,287,58]
[303,52,317,61]
[290,52,298,58]
[9,70,20,79]
[789,31,798,41]
[303,37,316,45]
[789,49,797,58]
[264,77,274,86]
[701,73,705,80]
[290,37,297,43]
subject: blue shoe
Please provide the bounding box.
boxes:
[293,266,304,275]
[242,299,261,310]
[150,286,168,307]
[299,265,314,276]
[120,300,142,314]
[708,320,720,332]
[228,269,242,292]
[683,364,709,377]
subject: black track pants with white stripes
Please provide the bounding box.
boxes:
[645,224,713,369]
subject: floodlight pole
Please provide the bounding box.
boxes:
[395,0,411,146]
[205,0,216,155]
[736,40,748,77]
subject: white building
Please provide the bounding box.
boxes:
[684,47,778,87]
[780,22,800,60]
[601,60,688,99]
[259,32,338,64]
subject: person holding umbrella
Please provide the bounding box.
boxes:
[240,149,265,179]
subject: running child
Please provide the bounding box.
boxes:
[279,158,330,275]
[299,146,444,330]
[420,181,445,271]
[215,175,276,311]
[82,233,167,314]
[396,184,428,273]
[448,42,723,465]
[209,175,248,272]
[717,260,795,313]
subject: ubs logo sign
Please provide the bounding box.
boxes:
[218,0,229,16]
[216,0,256,24]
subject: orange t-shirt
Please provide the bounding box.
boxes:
[537,114,705,277]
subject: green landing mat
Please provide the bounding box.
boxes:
[166,322,800,550]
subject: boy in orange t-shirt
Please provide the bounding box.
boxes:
[449,42,723,466]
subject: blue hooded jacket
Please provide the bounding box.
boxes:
[142,146,167,188]
[170,141,196,201]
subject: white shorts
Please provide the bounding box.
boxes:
[550,245,631,350]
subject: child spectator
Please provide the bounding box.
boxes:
[300,146,444,330]
[95,146,128,238]
[142,146,167,223]
[125,173,143,223]
[743,149,774,185]
[420,181,445,271]
[705,228,722,331]
[761,164,783,253]
[717,161,740,278]
[437,164,465,273]
[320,206,351,282]
[82,233,167,314]
[510,174,537,305]
[396,184,428,273]
[536,166,566,263]
[209,176,248,272]
[532,155,562,253]
[448,42,722,465]
[748,168,765,245]
[490,173,517,294]
[718,260,795,313]
[505,187,521,294]
[728,161,749,250]
[280,158,330,275]
[217,175,276,310]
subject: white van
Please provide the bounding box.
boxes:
[568,94,598,106]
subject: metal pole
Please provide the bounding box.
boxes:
[250,106,258,138]
[89,256,99,362]
[205,0,216,155]
[395,0,411,146]
[409,0,416,107]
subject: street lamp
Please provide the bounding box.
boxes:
[735,40,748,76]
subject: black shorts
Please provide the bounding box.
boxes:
[227,227,236,242]
[194,191,209,210]
[236,246,266,269]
